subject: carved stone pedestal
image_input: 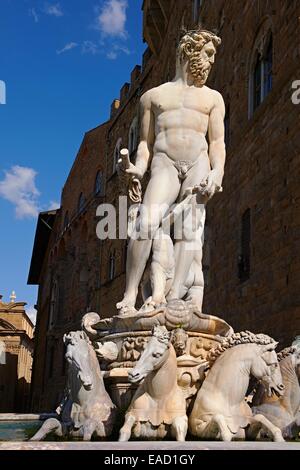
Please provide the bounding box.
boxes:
[97,328,224,410]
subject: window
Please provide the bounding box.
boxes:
[264,38,273,97]
[78,192,85,214]
[113,138,122,173]
[193,0,203,22]
[95,171,103,195]
[238,209,251,282]
[48,280,58,328]
[109,253,116,281]
[128,117,139,156]
[63,211,69,230]
[250,35,273,114]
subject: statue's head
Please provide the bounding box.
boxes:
[177,29,221,86]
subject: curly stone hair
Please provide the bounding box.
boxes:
[152,325,171,344]
[207,330,276,365]
[177,29,221,63]
[277,346,299,362]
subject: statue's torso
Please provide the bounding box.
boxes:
[150,82,215,163]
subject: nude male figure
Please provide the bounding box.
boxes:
[117,29,226,313]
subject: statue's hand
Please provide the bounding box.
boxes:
[199,169,223,200]
[125,162,144,180]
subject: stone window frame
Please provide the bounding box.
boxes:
[128,116,139,159]
[193,0,203,23]
[94,170,103,196]
[109,251,116,281]
[63,210,69,230]
[78,192,86,214]
[113,138,122,174]
[248,17,273,118]
[48,278,58,329]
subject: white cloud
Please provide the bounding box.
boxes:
[0,166,40,219]
[107,51,117,60]
[82,41,99,55]
[106,43,131,60]
[26,306,37,325]
[56,42,78,55]
[44,2,64,17]
[29,8,39,23]
[48,200,60,210]
[96,0,128,38]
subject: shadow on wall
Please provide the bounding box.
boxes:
[0,352,17,412]
[0,352,31,413]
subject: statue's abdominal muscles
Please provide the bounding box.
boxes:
[153,94,210,163]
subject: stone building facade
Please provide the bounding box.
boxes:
[29,0,300,411]
[0,296,34,412]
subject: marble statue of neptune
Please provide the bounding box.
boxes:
[117,29,225,314]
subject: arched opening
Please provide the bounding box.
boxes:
[248,20,273,116]
[63,211,69,230]
[128,117,139,158]
[113,138,122,173]
[109,252,116,281]
[78,192,86,214]
[94,170,103,196]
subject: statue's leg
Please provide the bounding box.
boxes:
[117,156,180,312]
[119,414,136,442]
[168,201,205,305]
[167,158,207,304]
[192,415,232,441]
[83,420,97,441]
[247,415,284,442]
[185,236,204,309]
[146,230,175,306]
[171,416,188,442]
[30,418,62,441]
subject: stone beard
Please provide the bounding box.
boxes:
[189,52,211,85]
[177,30,222,86]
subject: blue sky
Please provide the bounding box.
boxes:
[0,0,146,322]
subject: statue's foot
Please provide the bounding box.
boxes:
[116,296,137,316]
[140,296,166,313]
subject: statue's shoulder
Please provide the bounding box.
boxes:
[204,86,225,113]
[141,82,173,102]
[206,87,225,104]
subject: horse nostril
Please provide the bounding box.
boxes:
[279,383,285,390]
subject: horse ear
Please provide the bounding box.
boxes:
[261,343,276,353]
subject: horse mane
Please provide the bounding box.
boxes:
[277,346,298,362]
[152,325,170,345]
[207,330,276,365]
[64,330,92,346]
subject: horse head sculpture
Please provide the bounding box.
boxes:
[128,325,171,384]
[189,331,285,442]
[31,328,115,442]
[251,341,285,398]
[64,330,95,391]
[252,342,300,439]
[120,325,188,442]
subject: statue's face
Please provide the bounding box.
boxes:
[188,40,216,86]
